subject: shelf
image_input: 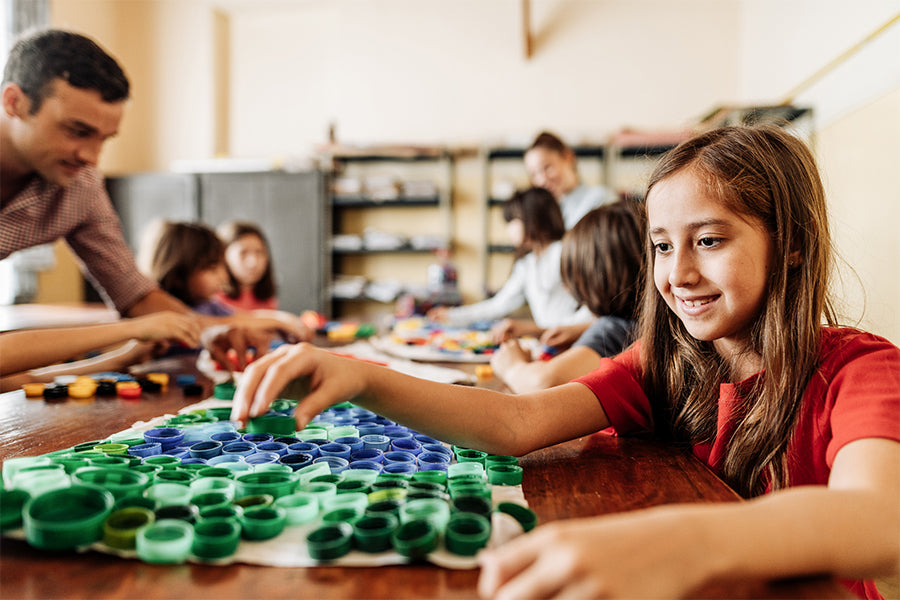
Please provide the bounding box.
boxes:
[325,148,456,319]
[332,246,444,255]
[487,244,515,254]
[330,153,450,163]
[332,195,440,207]
[617,144,678,158]
[486,145,606,160]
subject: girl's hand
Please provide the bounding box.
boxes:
[230,343,367,429]
[539,323,588,348]
[490,339,531,379]
[245,310,314,345]
[490,319,518,344]
[131,311,202,347]
[478,509,705,600]
[426,306,449,322]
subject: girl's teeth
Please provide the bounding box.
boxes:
[684,298,712,307]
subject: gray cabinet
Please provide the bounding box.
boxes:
[107,170,327,315]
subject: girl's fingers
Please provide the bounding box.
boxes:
[478,533,545,599]
[249,346,312,419]
[231,346,290,424]
[489,549,569,600]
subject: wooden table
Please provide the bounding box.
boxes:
[0,355,851,599]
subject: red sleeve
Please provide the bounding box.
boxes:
[822,330,900,466]
[574,343,654,435]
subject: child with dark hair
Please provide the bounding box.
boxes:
[139,221,312,354]
[428,187,592,337]
[216,221,278,311]
[144,221,232,316]
[491,201,644,392]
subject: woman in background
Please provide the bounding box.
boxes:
[525,131,617,230]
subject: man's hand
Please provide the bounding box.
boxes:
[201,324,276,372]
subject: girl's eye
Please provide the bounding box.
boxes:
[653,241,671,254]
[698,237,722,248]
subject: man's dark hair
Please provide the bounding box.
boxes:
[2,28,129,114]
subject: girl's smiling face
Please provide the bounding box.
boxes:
[647,168,773,362]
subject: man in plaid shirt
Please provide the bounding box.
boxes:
[0,29,301,368]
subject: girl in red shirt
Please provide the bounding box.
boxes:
[230,125,899,599]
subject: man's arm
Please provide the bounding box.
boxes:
[124,288,192,318]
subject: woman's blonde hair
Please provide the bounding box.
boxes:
[639,125,836,497]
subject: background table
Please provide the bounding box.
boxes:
[0,347,851,599]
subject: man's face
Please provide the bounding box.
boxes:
[5,78,123,187]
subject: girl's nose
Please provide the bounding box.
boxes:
[668,250,700,288]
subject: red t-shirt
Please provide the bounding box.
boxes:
[575,327,900,599]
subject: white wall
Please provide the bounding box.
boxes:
[738,0,900,343]
[227,0,740,158]
[52,0,219,173]
[738,0,900,126]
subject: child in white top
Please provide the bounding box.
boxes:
[428,187,592,339]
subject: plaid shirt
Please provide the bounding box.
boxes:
[1,166,157,314]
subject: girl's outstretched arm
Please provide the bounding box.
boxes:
[0,311,201,376]
[478,437,900,599]
[231,342,609,456]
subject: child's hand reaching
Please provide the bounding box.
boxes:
[426,306,449,323]
[246,310,314,343]
[130,311,202,347]
[490,339,532,379]
[539,323,586,348]
[230,343,369,429]
[478,508,705,600]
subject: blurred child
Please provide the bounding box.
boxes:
[232,126,899,600]
[428,187,592,339]
[216,221,278,311]
[0,311,201,391]
[140,221,312,357]
[490,201,644,393]
[144,221,232,316]
[525,131,617,229]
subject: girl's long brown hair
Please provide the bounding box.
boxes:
[638,125,837,497]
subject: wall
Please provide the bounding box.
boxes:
[51,0,219,174]
[226,0,739,153]
[37,0,899,343]
[226,0,741,299]
[738,0,900,343]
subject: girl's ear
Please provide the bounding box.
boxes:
[788,249,802,268]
